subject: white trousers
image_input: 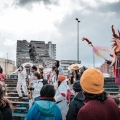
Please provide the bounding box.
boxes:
[16,81,27,97]
[57,99,68,120]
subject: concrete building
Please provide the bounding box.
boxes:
[60,60,81,76]
[16,40,56,67]
[100,61,114,77]
[0,58,15,75]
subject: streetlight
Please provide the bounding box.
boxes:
[6,53,8,74]
[75,18,81,64]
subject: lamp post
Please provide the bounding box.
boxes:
[6,53,8,74]
[75,18,80,64]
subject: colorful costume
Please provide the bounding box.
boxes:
[82,25,120,85]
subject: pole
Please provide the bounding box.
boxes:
[6,53,8,74]
[77,21,79,64]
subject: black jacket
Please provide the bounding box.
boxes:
[0,106,13,120]
[66,92,84,120]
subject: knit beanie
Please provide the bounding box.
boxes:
[80,68,104,94]
[58,75,66,82]
[73,81,82,92]
[40,84,55,97]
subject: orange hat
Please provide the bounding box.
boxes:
[80,68,104,94]
[58,75,66,82]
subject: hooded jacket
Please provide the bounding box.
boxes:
[66,92,84,120]
[27,99,62,120]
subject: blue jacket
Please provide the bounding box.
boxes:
[26,100,62,120]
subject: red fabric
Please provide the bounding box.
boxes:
[67,89,72,103]
[114,66,116,75]
[77,98,120,120]
[39,97,55,102]
[61,93,66,97]
[0,73,5,81]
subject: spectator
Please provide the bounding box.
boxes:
[77,68,120,120]
[0,66,3,74]
[39,65,47,79]
[0,84,13,120]
[55,75,68,120]
[27,84,62,120]
[66,81,84,120]
[29,72,43,99]
[54,60,63,75]
[28,65,38,81]
[49,69,58,90]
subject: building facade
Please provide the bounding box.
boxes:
[16,40,56,67]
[0,58,15,75]
[60,60,81,76]
[100,61,114,77]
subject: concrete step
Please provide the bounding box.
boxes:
[107,91,119,95]
[104,85,119,88]
[12,112,27,119]
[7,93,20,97]
[12,101,29,107]
[5,96,29,102]
[14,106,28,113]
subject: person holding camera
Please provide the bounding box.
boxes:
[28,72,43,108]
[15,66,27,99]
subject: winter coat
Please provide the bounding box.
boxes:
[77,98,120,120]
[0,105,13,120]
[30,79,43,99]
[55,80,69,120]
[66,92,84,120]
[26,99,62,120]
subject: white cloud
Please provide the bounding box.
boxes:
[3,39,16,46]
[0,0,120,67]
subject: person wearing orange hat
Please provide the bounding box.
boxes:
[55,75,69,120]
[77,68,120,120]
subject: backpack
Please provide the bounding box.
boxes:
[67,89,72,104]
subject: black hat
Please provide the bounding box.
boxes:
[40,84,55,97]
[73,81,82,92]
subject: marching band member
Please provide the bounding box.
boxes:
[15,66,27,99]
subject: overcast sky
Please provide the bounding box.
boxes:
[0,0,120,67]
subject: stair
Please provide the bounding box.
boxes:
[104,77,120,96]
[5,78,29,120]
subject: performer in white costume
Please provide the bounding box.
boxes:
[55,75,69,120]
[15,66,27,98]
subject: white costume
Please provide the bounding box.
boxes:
[29,79,43,109]
[30,79,43,99]
[15,68,27,97]
[55,80,68,120]
[51,74,58,90]
[58,66,64,75]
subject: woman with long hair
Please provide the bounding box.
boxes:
[0,84,13,120]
